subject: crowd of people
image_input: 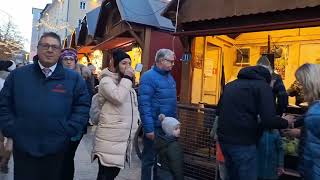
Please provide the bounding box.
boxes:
[215,55,320,180]
[0,32,181,180]
[0,31,320,180]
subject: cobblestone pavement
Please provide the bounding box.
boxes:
[0,126,141,180]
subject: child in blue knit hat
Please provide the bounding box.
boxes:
[155,114,184,180]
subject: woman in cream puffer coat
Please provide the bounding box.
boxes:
[92,50,139,180]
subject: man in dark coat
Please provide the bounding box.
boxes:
[217,65,290,180]
[0,32,90,180]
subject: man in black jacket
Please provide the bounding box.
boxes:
[217,65,290,180]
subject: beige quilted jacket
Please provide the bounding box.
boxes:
[92,69,139,169]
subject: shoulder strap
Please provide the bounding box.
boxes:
[128,90,135,139]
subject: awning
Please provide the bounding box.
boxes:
[92,37,135,50]
[69,30,76,48]
[173,17,320,37]
[163,0,320,24]
[116,0,174,31]
[62,38,68,48]
[86,7,100,36]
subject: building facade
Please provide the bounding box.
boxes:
[29,8,43,61]
[31,0,103,57]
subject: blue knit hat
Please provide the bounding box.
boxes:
[158,114,180,137]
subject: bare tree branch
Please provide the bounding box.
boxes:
[0,19,24,60]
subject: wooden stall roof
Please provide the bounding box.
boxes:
[95,0,174,39]
[92,37,134,50]
[77,46,95,54]
[163,0,320,24]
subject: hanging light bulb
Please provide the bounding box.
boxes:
[132,43,141,53]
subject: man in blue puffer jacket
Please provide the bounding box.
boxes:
[0,32,90,180]
[139,49,177,180]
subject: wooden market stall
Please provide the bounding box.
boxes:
[91,0,183,89]
[162,0,320,179]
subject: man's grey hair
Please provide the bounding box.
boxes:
[155,49,175,63]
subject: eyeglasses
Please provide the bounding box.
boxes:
[38,43,61,51]
[163,58,175,65]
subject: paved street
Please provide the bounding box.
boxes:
[0,126,141,180]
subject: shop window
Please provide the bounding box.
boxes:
[235,48,250,65]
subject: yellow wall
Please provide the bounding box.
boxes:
[126,47,142,83]
[234,27,320,91]
[191,26,320,105]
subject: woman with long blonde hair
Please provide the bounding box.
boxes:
[295,63,320,180]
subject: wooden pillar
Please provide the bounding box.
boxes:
[141,28,151,73]
[179,61,192,104]
[102,50,110,69]
[179,36,193,104]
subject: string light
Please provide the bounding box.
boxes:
[35,0,74,34]
[35,19,73,33]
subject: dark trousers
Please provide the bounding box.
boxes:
[13,148,65,180]
[156,167,173,180]
[141,135,157,180]
[97,159,121,180]
[220,144,257,180]
[61,138,82,180]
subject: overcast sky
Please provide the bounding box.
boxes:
[0,0,52,51]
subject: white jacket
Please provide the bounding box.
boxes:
[92,68,139,169]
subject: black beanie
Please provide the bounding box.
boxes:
[112,49,131,68]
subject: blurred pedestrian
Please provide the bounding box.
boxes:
[61,48,94,98]
[256,56,287,180]
[294,63,320,179]
[210,116,229,180]
[287,80,305,106]
[60,47,92,180]
[0,60,15,173]
[257,129,284,180]
[257,55,288,116]
[0,60,16,90]
[0,32,90,180]
[92,49,139,180]
[87,63,99,93]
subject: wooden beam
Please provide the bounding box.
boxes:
[129,30,144,48]
[104,22,128,40]
[141,27,151,72]
[102,50,110,69]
